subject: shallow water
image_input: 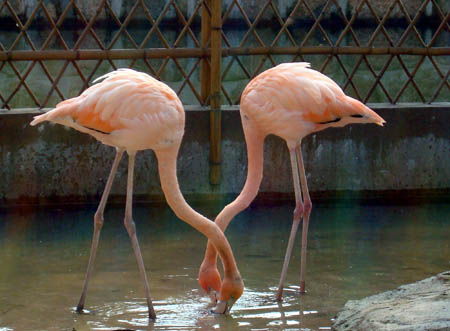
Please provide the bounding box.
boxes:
[0,201,449,330]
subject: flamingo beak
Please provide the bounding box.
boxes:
[207,287,218,303]
[366,109,386,127]
[211,297,237,314]
[374,117,386,127]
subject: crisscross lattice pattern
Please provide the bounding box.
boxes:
[0,0,207,109]
[0,0,448,110]
[220,0,449,105]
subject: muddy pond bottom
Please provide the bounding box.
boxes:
[0,201,449,330]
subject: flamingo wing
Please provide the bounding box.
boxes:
[30,69,185,150]
[241,63,384,141]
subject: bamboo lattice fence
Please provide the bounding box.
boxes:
[0,0,449,183]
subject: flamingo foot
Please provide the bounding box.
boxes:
[75,305,92,315]
[300,280,306,294]
[276,287,283,302]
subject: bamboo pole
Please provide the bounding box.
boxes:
[0,49,205,61]
[0,46,448,62]
[222,46,450,56]
[209,0,222,185]
[201,0,211,106]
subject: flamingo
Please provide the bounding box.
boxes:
[198,62,385,301]
[30,68,244,319]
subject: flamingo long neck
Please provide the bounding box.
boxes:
[155,146,239,276]
[219,130,264,229]
[203,128,265,263]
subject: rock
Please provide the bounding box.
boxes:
[332,271,450,331]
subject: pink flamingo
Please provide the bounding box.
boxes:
[30,69,244,319]
[198,62,385,301]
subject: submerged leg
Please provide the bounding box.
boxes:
[296,145,312,294]
[77,148,124,313]
[124,152,156,320]
[277,147,304,301]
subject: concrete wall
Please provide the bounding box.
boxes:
[0,104,448,207]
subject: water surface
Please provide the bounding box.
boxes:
[0,201,449,330]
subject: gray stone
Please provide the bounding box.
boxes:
[332,271,450,331]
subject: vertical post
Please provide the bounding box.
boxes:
[209,0,222,185]
[201,0,211,105]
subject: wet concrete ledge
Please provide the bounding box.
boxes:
[0,103,449,208]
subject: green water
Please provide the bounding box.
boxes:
[0,201,449,330]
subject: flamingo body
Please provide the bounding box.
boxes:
[32,69,184,152]
[198,62,385,301]
[240,63,385,144]
[31,69,243,318]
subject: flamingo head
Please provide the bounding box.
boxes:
[198,264,222,302]
[211,273,244,314]
[343,96,386,127]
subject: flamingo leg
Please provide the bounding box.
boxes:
[276,147,303,301]
[77,148,124,313]
[296,144,312,294]
[124,152,156,320]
